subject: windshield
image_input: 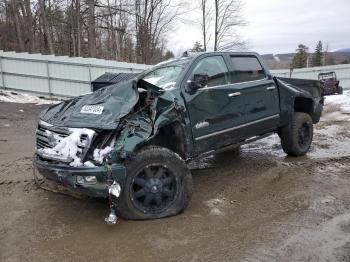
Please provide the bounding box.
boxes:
[142,59,190,90]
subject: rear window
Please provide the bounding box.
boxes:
[230,56,266,84]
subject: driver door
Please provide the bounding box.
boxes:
[182,55,246,154]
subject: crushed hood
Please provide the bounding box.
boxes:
[40,80,139,130]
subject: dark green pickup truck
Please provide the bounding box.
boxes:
[34,52,324,223]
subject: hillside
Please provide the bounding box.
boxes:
[262,50,350,69]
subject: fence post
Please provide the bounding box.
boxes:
[46,60,52,97]
[0,56,5,90]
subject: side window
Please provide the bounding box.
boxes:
[230,56,266,84]
[190,56,229,87]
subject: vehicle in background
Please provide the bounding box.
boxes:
[318,71,343,96]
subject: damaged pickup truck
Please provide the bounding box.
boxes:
[34,52,324,224]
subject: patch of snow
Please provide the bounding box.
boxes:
[323,91,350,121]
[93,146,112,164]
[160,81,176,90]
[204,198,225,207]
[83,161,96,167]
[137,88,147,93]
[204,198,226,216]
[154,58,176,67]
[320,195,337,204]
[188,154,215,170]
[38,128,95,167]
[209,208,224,216]
[0,90,60,105]
[143,76,163,85]
[69,157,83,167]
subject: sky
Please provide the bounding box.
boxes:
[167,0,350,55]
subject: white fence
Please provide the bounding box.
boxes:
[271,64,350,90]
[0,50,150,97]
[0,50,349,98]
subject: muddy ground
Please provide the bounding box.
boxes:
[0,102,350,262]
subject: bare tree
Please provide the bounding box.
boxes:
[198,0,212,51]
[87,0,96,57]
[0,0,179,63]
[214,0,245,51]
[21,0,35,52]
[38,0,54,54]
[10,0,25,51]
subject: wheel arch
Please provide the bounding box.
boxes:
[293,96,322,124]
[143,121,189,159]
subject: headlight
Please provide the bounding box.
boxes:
[76,176,97,185]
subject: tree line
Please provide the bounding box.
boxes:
[292,41,349,69]
[0,0,245,64]
[0,0,184,64]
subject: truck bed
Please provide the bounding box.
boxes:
[276,77,322,98]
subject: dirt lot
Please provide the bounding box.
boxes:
[1,101,350,262]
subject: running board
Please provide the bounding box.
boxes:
[197,132,274,159]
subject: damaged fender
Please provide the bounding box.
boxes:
[110,86,192,160]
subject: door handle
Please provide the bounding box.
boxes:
[228,92,241,97]
[266,86,276,91]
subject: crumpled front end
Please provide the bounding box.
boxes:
[33,120,126,198]
[33,77,191,224]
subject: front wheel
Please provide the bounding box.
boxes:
[279,112,313,156]
[116,146,193,220]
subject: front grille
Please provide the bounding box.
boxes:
[36,121,95,163]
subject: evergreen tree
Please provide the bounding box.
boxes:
[292,44,309,68]
[163,50,175,60]
[191,41,205,52]
[311,41,323,67]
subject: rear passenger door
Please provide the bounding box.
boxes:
[228,55,280,137]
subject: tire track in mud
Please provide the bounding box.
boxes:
[0,156,40,194]
[240,156,350,262]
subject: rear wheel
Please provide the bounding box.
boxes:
[337,86,343,95]
[116,146,193,220]
[279,112,313,156]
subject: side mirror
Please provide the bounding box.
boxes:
[186,74,209,93]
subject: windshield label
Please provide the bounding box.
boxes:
[81,105,104,115]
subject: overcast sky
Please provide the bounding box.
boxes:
[167,0,350,55]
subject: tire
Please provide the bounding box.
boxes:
[279,112,313,156]
[337,86,343,95]
[116,146,193,220]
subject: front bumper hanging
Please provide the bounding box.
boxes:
[33,155,126,198]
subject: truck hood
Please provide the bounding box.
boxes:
[39,80,139,130]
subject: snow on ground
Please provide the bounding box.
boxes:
[324,90,350,113]
[0,90,60,105]
[322,90,350,121]
[242,92,350,159]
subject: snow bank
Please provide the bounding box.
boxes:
[325,91,350,114]
[0,90,60,105]
[323,91,350,121]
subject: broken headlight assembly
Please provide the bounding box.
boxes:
[76,175,97,185]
